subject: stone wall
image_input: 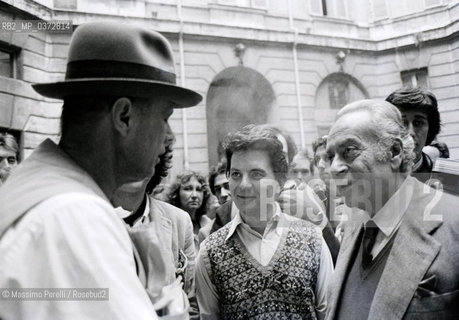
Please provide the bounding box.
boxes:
[0,0,458,177]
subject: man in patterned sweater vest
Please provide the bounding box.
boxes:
[196,125,334,320]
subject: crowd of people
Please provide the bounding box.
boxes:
[0,21,458,320]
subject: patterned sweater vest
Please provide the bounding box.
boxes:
[205,220,321,320]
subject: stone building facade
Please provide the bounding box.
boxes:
[0,0,458,177]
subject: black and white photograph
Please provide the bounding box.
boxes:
[0,0,458,319]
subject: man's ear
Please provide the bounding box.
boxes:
[390,138,404,170]
[112,97,134,136]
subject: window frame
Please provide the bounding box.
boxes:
[400,67,429,89]
[309,0,349,19]
[370,0,390,21]
[0,47,16,79]
[309,0,324,16]
[0,41,21,80]
[330,0,348,19]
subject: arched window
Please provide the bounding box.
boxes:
[316,72,368,110]
[315,72,368,135]
[206,66,276,165]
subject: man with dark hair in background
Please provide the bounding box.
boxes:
[208,160,231,205]
[0,132,19,185]
[0,22,201,319]
[386,87,441,182]
[290,148,314,184]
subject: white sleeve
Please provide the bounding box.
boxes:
[195,241,220,320]
[315,236,335,320]
[0,193,157,320]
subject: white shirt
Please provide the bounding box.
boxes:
[0,139,158,320]
[370,177,414,258]
[115,196,151,227]
[0,192,158,320]
[196,203,334,320]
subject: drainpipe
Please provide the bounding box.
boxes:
[288,0,305,148]
[177,0,189,170]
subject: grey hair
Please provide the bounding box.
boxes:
[336,99,415,173]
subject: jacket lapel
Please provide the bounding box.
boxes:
[327,208,366,319]
[150,199,173,250]
[150,197,174,263]
[368,180,442,320]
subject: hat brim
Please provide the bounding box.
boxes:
[32,79,202,108]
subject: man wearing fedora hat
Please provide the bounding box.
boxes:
[0,22,201,319]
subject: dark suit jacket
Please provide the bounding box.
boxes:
[326,176,459,319]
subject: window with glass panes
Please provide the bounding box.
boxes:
[309,0,347,18]
[401,68,429,89]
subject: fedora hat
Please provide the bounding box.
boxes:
[32,22,202,108]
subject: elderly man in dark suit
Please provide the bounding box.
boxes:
[325,100,459,319]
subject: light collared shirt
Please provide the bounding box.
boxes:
[196,203,334,320]
[0,140,157,320]
[367,177,415,258]
[224,203,289,265]
[115,196,151,227]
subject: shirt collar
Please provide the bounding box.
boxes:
[372,177,414,237]
[139,196,151,222]
[114,206,132,219]
[114,195,151,227]
[225,202,284,241]
[230,201,238,219]
[200,214,212,227]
